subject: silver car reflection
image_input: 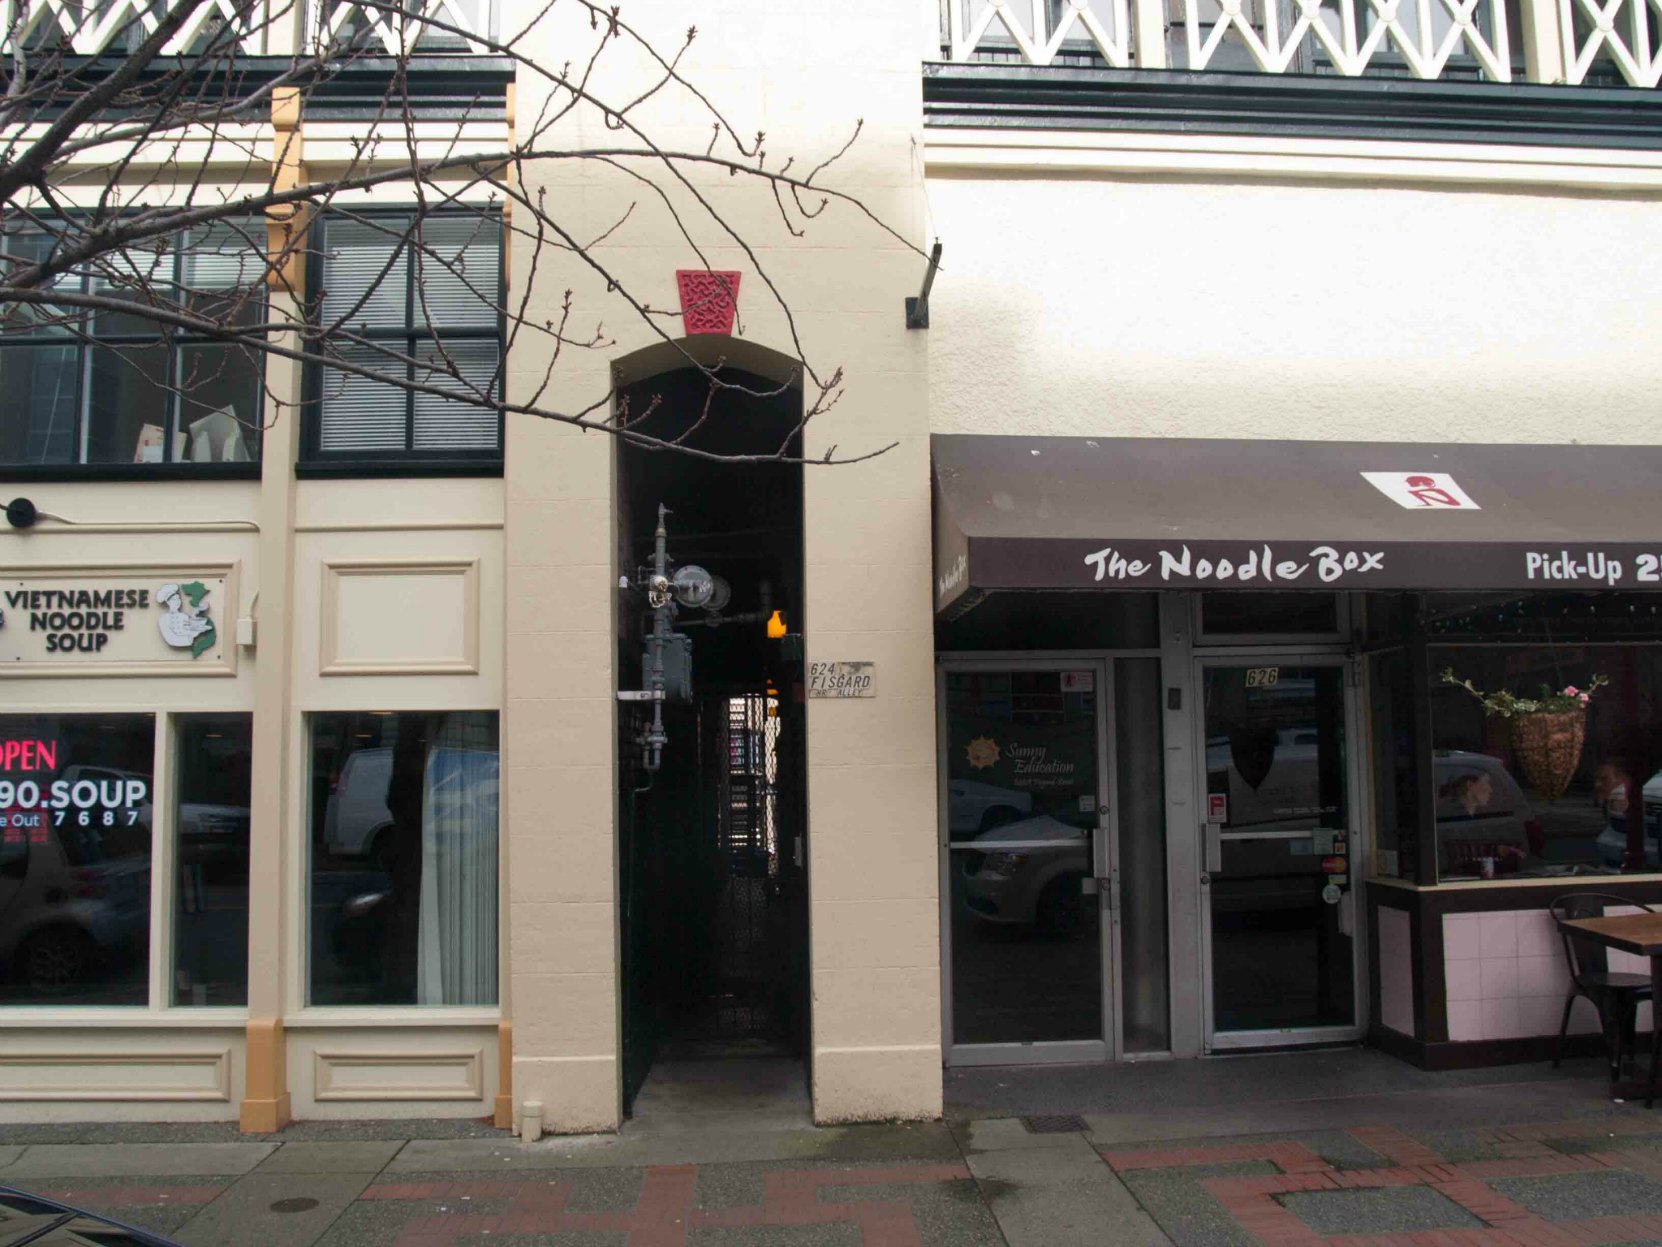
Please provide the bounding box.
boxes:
[961,814,1091,937]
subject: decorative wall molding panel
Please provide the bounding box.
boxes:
[319,558,480,676]
[313,1049,485,1101]
[0,1051,232,1101]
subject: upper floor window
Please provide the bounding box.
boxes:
[305,211,503,470]
[0,224,266,469]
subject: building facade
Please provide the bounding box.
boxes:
[3,0,1662,1132]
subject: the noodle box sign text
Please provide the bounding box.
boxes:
[1083,544,1385,585]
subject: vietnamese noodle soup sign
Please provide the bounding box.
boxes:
[0,569,233,674]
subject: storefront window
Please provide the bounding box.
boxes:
[172,716,251,1006]
[308,711,500,1006]
[0,715,153,1005]
[1430,642,1662,881]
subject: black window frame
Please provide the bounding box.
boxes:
[300,206,506,478]
[0,218,269,482]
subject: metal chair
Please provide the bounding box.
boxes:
[1549,893,1655,1088]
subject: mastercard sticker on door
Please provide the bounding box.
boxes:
[1321,855,1347,873]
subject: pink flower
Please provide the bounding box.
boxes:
[1580,692,1591,703]
[1564,686,1579,696]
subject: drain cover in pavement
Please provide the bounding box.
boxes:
[1021,1114,1086,1134]
[269,1198,320,1214]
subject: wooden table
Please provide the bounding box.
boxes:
[1558,911,1662,1103]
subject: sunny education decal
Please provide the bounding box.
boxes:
[155,581,216,658]
[965,737,1000,770]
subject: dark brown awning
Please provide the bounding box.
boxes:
[932,435,1662,615]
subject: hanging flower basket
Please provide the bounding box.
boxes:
[1441,669,1608,803]
[1509,710,1587,803]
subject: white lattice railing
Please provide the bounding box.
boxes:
[0,0,493,55]
[1181,0,1512,79]
[943,0,1662,83]
[1561,0,1662,84]
[0,0,270,54]
[947,0,1133,67]
[307,0,494,55]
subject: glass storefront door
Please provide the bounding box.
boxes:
[941,662,1113,1063]
[1199,659,1362,1048]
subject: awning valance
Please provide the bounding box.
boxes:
[932,435,1662,615]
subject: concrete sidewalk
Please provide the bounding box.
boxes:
[2,1051,1660,1246]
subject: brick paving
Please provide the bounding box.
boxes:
[12,1052,1662,1246]
[1104,1122,1662,1247]
[359,1163,972,1246]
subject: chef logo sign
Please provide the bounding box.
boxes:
[1,576,220,665]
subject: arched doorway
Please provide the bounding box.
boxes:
[611,342,809,1115]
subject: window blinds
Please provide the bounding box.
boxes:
[316,214,502,455]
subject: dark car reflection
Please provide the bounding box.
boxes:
[0,820,150,1003]
[312,745,500,1001]
[0,1184,184,1244]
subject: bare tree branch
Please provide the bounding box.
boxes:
[0,0,919,466]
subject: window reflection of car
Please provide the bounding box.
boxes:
[1594,770,1662,867]
[61,765,246,863]
[960,813,1090,937]
[946,779,1033,837]
[0,821,150,997]
[1433,752,1542,874]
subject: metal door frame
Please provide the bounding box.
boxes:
[1193,649,1368,1052]
[938,656,1121,1066]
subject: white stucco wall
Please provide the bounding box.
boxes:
[927,171,1662,444]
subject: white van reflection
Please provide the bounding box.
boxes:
[946,779,1033,838]
[323,746,499,867]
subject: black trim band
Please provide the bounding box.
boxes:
[922,63,1662,150]
[0,463,261,482]
[45,55,512,121]
[296,459,502,479]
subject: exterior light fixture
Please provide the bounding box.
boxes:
[671,565,715,608]
[766,610,787,639]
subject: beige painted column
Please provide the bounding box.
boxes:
[502,414,619,1133]
[240,90,305,1133]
